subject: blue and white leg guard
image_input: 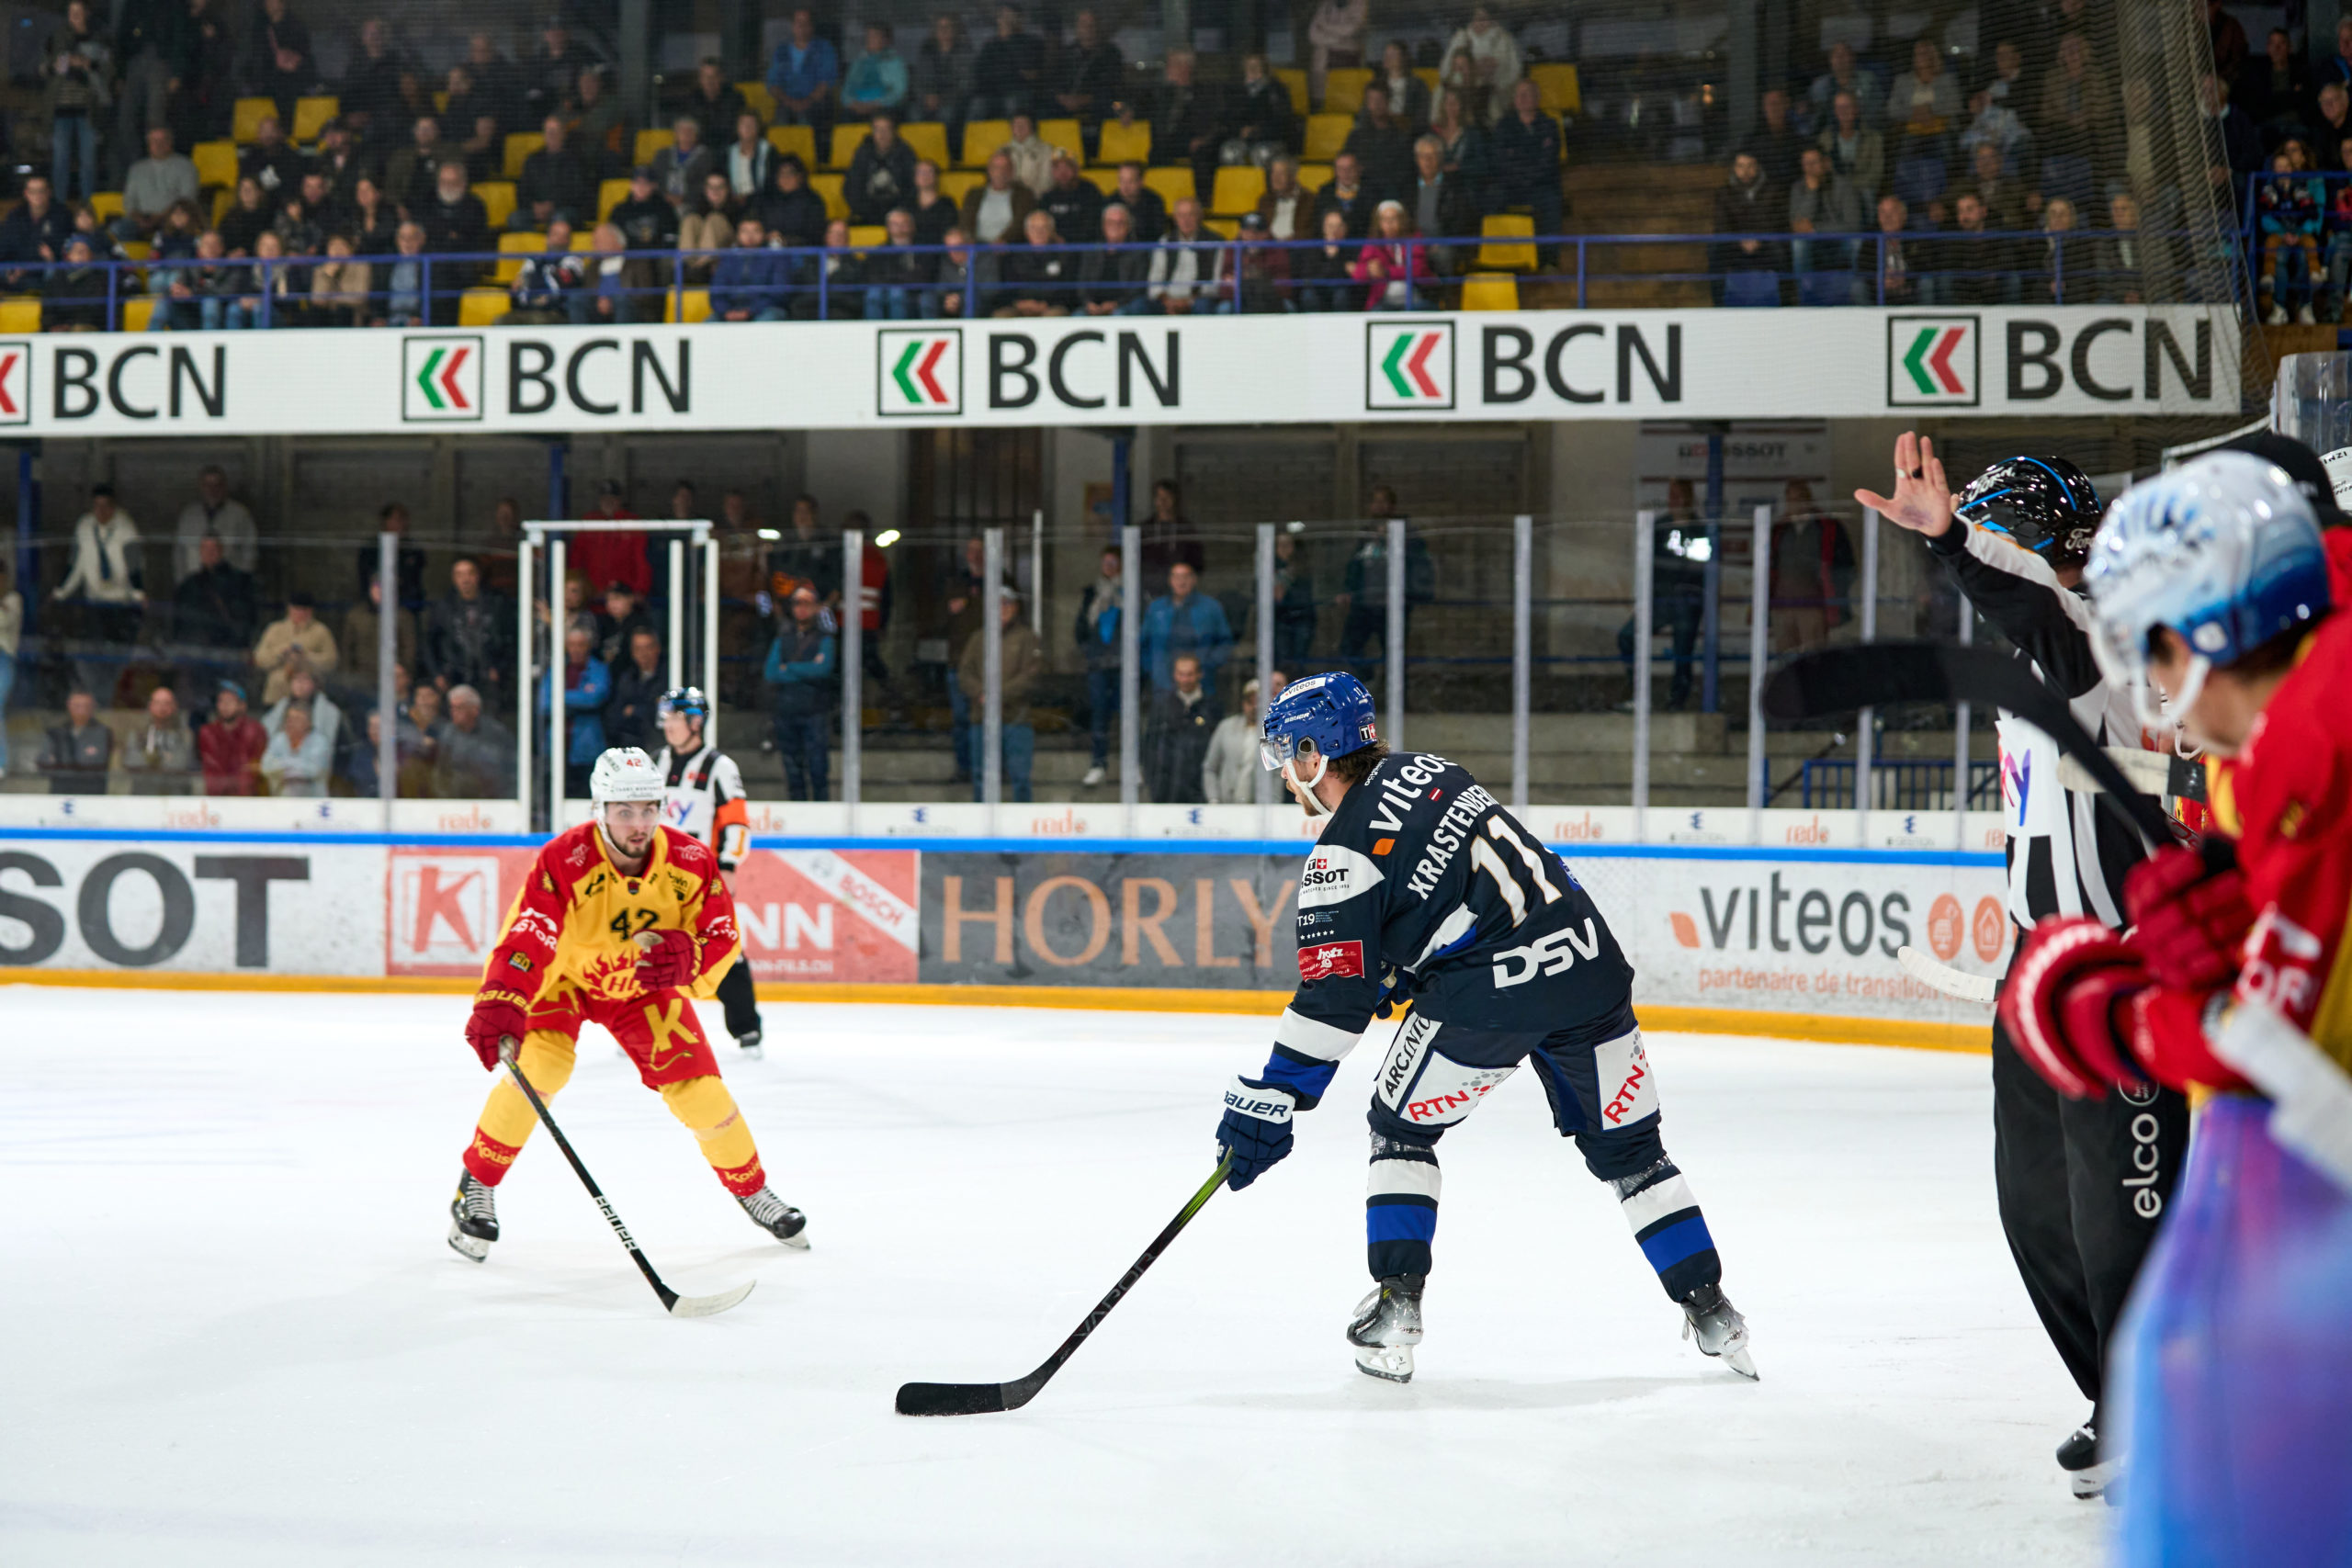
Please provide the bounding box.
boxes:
[1366,1134,1442,1278]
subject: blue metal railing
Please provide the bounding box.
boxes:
[1801,758,2000,810]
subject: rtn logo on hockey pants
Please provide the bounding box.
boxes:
[1491,919,1600,987]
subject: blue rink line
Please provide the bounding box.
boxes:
[0,826,2006,868]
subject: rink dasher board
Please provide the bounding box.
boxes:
[0,829,2008,1043]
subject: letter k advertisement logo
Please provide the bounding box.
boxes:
[877,328,961,416]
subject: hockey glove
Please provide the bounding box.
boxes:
[2125,986,2248,1096]
[464,997,528,1071]
[634,929,699,990]
[1216,1076,1297,1191]
[1999,917,2153,1100]
[2124,841,2253,993]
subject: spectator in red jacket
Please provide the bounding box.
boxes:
[571,479,651,595]
[198,679,269,795]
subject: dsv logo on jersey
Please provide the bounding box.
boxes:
[1491,918,1600,987]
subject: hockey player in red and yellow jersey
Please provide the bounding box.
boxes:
[447,746,808,1261]
[1998,451,2352,1563]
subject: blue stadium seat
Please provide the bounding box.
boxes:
[1894,155,1946,209]
[1797,271,1854,307]
[1722,271,1781,307]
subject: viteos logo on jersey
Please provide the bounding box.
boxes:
[877,328,962,416]
[1365,321,1454,411]
[1298,842,1382,909]
[1888,315,1978,408]
[1490,918,1600,987]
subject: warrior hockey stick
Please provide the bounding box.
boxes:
[503,1049,755,1319]
[1759,643,2175,845]
[1896,945,1997,1005]
[896,1154,1234,1416]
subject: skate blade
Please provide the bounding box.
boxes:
[1353,1345,1414,1383]
[775,1228,810,1250]
[739,1044,764,1060]
[447,1223,490,1263]
[1722,1344,1759,1381]
[2070,1458,2122,1500]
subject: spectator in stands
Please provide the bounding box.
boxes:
[142,197,201,297]
[1617,486,1705,711]
[956,583,1040,801]
[54,483,143,694]
[753,154,828,249]
[384,117,447,218]
[272,179,325,263]
[970,4,1044,119]
[597,581,653,668]
[2028,196,2081,305]
[1934,189,2013,306]
[259,700,328,796]
[0,174,73,291]
[1229,52,1301,165]
[417,161,491,321]
[464,31,527,134]
[254,590,335,705]
[526,19,586,121]
[1959,88,2032,183]
[1203,676,1267,804]
[1428,88,1486,186]
[1306,0,1367,107]
[171,465,257,581]
[424,557,508,706]
[1438,5,1522,125]
[239,0,311,125]
[2324,16,2352,96]
[678,174,739,273]
[1886,38,1960,151]
[197,678,266,795]
[1144,651,1218,804]
[1075,546,1124,785]
[518,116,594,231]
[44,1,111,204]
[504,216,582,321]
[1372,40,1430,129]
[546,620,610,798]
[2240,28,2311,132]
[39,688,110,793]
[1154,50,1222,196]
[2037,33,2115,188]
[1036,152,1102,243]
[229,229,295,327]
[842,23,909,119]
[607,165,679,315]
[1807,40,1883,130]
[684,56,748,142]
[766,6,839,131]
[725,111,775,200]
[1749,86,1804,189]
[797,217,866,319]
[2310,84,2352,174]
[119,128,198,241]
[768,494,843,610]
[1962,139,2033,232]
[1001,110,1059,197]
[713,215,789,321]
[1769,479,1853,650]
[1707,150,1784,303]
[454,108,503,195]
[382,221,428,326]
[994,208,1071,314]
[848,113,918,223]
[961,151,1035,244]
[339,569,413,704]
[239,116,305,217]
[1271,532,1316,665]
[1216,210,1286,312]
[265,665,343,756]
[1075,202,1149,313]
[914,12,972,130]
[1256,155,1316,241]
[1487,80,1563,255]
[2099,191,2148,305]
[173,533,257,671]
[652,116,717,209]
[903,158,957,245]
[1341,84,1416,205]
[2260,150,2323,323]
[1349,198,1427,309]
[1335,488,1433,680]
[41,233,112,329]
[862,207,932,319]
[1816,89,1883,206]
[1407,135,1476,276]
[1111,161,1168,241]
[1051,10,1122,132]
[929,227,980,316]
[574,67,626,175]
[118,683,194,794]
[764,586,835,799]
[433,683,514,797]
[604,625,666,750]
[2205,72,2263,220]
[1140,559,1233,691]
[1146,197,1218,312]
[1788,144,1862,281]
[1292,206,1357,310]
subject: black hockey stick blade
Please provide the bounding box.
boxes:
[896,1156,1233,1416]
[1760,642,2173,843]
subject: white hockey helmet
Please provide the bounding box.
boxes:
[589,747,666,806]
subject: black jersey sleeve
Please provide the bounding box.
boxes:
[1256,838,1391,1108]
[1926,524,2102,698]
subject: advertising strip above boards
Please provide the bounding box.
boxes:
[0,307,2236,435]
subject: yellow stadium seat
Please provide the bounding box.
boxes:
[1303,114,1351,161]
[121,296,155,331]
[119,239,151,260]
[433,90,449,113]
[1460,273,1519,310]
[1530,62,1581,114]
[766,124,817,165]
[598,177,632,219]
[1038,118,1083,160]
[1143,166,1195,208]
[1299,162,1333,191]
[232,96,277,142]
[476,180,517,230]
[1080,166,1122,196]
[1096,119,1150,166]
[634,128,675,165]
[939,170,984,204]
[1414,67,1441,96]
[830,122,869,168]
[959,118,1010,166]
[292,95,339,141]
[192,140,237,188]
[901,121,951,168]
[494,230,545,283]
[571,228,597,250]
[1201,218,1237,239]
[458,288,508,326]
[809,172,847,220]
[848,224,887,247]
[503,132,544,180]
[1274,68,1308,114]
[0,298,40,333]
[1209,164,1264,216]
[210,188,232,225]
[1322,68,1371,113]
[738,82,775,121]
[1477,213,1537,270]
[89,190,124,221]
[666,288,712,323]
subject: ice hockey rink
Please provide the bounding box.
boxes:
[2,989,2109,1567]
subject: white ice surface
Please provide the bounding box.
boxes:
[0,990,2109,1567]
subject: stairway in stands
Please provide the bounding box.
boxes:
[1524,164,1722,310]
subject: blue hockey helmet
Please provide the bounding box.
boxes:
[1260,671,1380,778]
[657,686,711,726]
[2086,450,2333,729]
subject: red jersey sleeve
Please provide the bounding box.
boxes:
[665,830,743,997]
[478,843,576,1012]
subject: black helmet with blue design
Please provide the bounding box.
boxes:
[656,686,710,726]
[1954,456,2102,568]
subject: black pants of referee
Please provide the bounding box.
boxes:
[1990,942,2189,1425]
[716,957,762,1043]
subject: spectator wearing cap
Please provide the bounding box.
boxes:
[122,682,198,795]
[37,687,112,795]
[574,482,652,597]
[518,115,594,231]
[956,581,1041,802]
[254,589,337,706]
[846,114,918,225]
[1220,211,1290,313]
[200,679,268,795]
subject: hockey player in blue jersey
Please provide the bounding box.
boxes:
[1214,671,1754,1383]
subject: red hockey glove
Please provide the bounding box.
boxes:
[2124,842,2253,992]
[2125,986,2251,1096]
[465,997,527,1071]
[1998,917,2152,1100]
[634,929,699,990]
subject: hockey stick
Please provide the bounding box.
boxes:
[896,1154,1234,1416]
[1896,945,1997,1005]
[2054,746,2208,804]
[503,1047,755,1319]
[1759,643,2175,845]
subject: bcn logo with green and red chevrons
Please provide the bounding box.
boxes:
[401,335,484,422]
[877,328,962,416]
[1886,316,1979,407]
[1364,321,1454,411]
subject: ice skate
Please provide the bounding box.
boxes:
[1680,1282,1757,1379]
[447,1170,498,1262]
[2057,1421,2120,1500]
[735,1029,763,1060]
[740,1185,809,1248]
[1345,1273,1424,1383]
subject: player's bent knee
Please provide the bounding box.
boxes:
[659,1074,741,1140]
[518,1032,580,1093]
[1576,1115,1667,1183]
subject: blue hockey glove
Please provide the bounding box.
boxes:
[1216,1076,1297,1191]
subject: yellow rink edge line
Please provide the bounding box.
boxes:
[2,969,1992,1054]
